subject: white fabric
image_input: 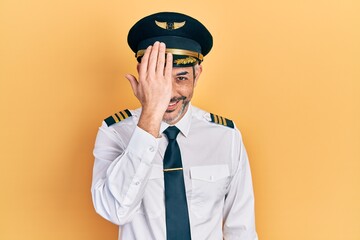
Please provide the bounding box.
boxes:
[91,104,258,240]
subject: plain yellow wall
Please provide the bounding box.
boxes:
[1,0,359,239]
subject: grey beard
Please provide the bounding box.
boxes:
[165,96,187,113]
[163,99,190,124]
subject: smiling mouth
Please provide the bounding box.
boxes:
[166,100,180,112]
[166,96,186,112]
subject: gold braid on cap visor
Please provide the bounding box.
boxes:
[136,48,204,62]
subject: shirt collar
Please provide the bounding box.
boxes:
[160,103,192,138]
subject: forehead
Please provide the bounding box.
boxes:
[172,66,193,75]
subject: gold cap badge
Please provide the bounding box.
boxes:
[155,20,186,30]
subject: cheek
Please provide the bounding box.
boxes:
[179,86,194,97]
[173,81,195,96]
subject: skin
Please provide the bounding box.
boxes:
[125,41,202,137]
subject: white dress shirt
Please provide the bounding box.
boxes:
[91,104,258,240]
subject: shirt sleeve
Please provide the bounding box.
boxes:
[91,122,159,225]
[223,129,258,240]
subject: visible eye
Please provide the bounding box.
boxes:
[176,76,188,81]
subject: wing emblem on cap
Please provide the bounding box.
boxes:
[155,20,186,30]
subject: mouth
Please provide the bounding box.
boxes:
[166,100,180,112]
[166,97,186,112]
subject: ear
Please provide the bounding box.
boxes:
[194,64,202,87]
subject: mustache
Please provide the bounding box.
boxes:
[170,96,186,102]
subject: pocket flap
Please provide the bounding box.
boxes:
[190,164,230,182]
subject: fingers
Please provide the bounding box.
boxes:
[138,41,171,85]
[139,45,152,77]
[164,53,173,80]
[140,41,168,76]
[147,41,160,75]
[156,42,166,75]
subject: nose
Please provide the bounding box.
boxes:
[170,78,178,97]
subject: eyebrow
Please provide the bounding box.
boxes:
[175,71,190,76]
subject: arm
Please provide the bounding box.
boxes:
[91,42,173,225]
[223,129,258,240]
[91,123,158,225]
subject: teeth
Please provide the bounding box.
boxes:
[169,101,177,106]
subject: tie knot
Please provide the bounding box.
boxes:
[163,126,180,140]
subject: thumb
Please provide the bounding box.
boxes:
[125,74,139,96]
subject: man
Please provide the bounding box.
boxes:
[91,12,258,240]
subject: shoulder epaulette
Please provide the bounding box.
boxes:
[104,109,132,127]
[209,113,234,128]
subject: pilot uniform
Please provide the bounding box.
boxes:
[91,12,258,240]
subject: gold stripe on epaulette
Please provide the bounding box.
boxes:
[222,116,227,126]
[219,115,224,125]
[121,110,130,119]
[209,113,234,129]
[117,112,124,121]
[104,109,133,127]
[113,114,120,123]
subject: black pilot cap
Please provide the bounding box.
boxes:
[127,12,213,67]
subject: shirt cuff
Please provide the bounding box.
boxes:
[126,126,159,165]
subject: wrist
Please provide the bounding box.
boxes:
[137,110,163,138]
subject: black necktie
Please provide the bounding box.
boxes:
[163,126,191,240]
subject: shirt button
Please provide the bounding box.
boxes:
[149,146,155,152]
[135,181,141,185]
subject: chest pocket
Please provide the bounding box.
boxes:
[190,164,230,219]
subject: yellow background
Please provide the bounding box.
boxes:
[1,0,359,239]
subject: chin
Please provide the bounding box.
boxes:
[163,101,189,124]
[163,111,182,125]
